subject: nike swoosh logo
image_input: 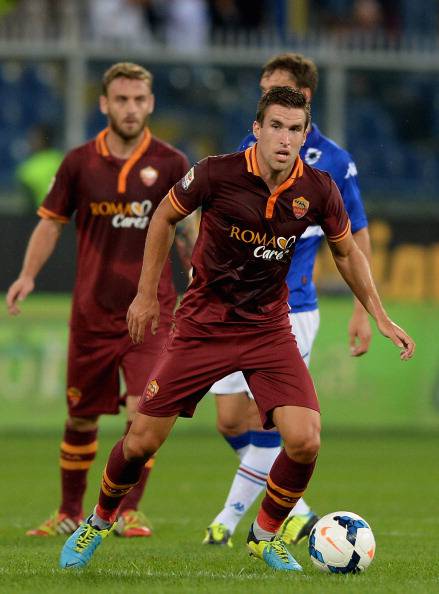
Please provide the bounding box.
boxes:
[64,562,81,568]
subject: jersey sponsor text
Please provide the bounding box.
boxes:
[90,199,153,229]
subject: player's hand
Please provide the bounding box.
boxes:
[127,292,160,344]
[6,276,34,316]
[376,317,415,361]
[348,308,372,357]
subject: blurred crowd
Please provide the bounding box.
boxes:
[0,0,438,209]
[0,0,437,48]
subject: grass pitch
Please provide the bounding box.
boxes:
[1,421,438,594]
[1,295,439,593]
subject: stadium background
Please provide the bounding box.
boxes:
[0,2,438,593]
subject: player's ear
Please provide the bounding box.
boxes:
[299,86,312,102]
[148,93,155,116]
[99,95,108,116]
[252,120,260,139]
[302,129,308,146]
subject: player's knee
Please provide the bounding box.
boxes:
[123,429,161,461]
[246,404,263,431]
[67,415,99,432]
[215,392,249,436]
[216,415,246,437]
[283,429,320,463]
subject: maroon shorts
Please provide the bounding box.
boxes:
[66,323,171,417]
[138,321,319,429]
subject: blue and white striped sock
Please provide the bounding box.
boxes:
[212,431,282,533]
[223,431,252,461]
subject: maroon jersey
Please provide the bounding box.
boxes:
[38,128,189,333]
[168,144,350,330]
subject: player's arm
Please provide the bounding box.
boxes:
[349,226,372,356]
[127,196,186,344]
[6,218,63,316]
[327,232,415,361]
[337,159,373,357]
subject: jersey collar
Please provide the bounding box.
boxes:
[95,127,152,194]
[244,143,304,219]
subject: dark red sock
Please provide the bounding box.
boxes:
[118,457,155,513]
[97,438,148,522]
[257,449,316,533]
[118,421,156,513]
[59,425,98,518]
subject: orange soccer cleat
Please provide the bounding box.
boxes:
[26,510,83,536]
[115,509,153,538]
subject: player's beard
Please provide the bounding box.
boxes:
[108,114,148,142]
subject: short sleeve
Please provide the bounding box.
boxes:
[37,152,77,223]
[320,178,351,242]
[168,157,210,217]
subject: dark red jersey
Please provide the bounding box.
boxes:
[38,128,189,333]
[168,144,350,330]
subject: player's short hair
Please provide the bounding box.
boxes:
[256,86,311,129]
[102,62,153,95]
[261,53,318,96]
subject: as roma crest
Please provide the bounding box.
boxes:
[145,379,159,400]
[292,197,309,219]
[140,166,159,187]
[67,386,82,405]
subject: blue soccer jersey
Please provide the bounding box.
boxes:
[238,123,368,312]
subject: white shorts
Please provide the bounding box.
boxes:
[210,309,320,396]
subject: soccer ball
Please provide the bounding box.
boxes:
[308,511,375,574]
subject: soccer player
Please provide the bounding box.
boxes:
[6,62,190,538]
[205,52,371,548]
[59,87,414,572]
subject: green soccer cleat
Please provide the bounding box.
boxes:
[279,511,319,545]
[247,526,302,572]
[59,517,114,569]
[202,523,233,548]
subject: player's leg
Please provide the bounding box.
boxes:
[216,380,283,467]
[95,412,178,525]
[27,329,122,536]
[241,324,319,571]
[247,405,320,571]
[214,379,252,460]
[280,309,320,545]
[205,389,281,546]
[27,413,99,537]
[60,412,177,569]
[114,324,171,537]
[114,394,154,537]
[60,326,241,568]
[204,385,250,546]
[59,415,99,519]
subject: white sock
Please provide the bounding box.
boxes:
[212,443,281,533]
[236,445,250,461]
[224,431,251,461]
[289,498,311,516]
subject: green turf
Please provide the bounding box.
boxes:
[1,294,439,430]
[1,294,439,592]
[1,418,438,593]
